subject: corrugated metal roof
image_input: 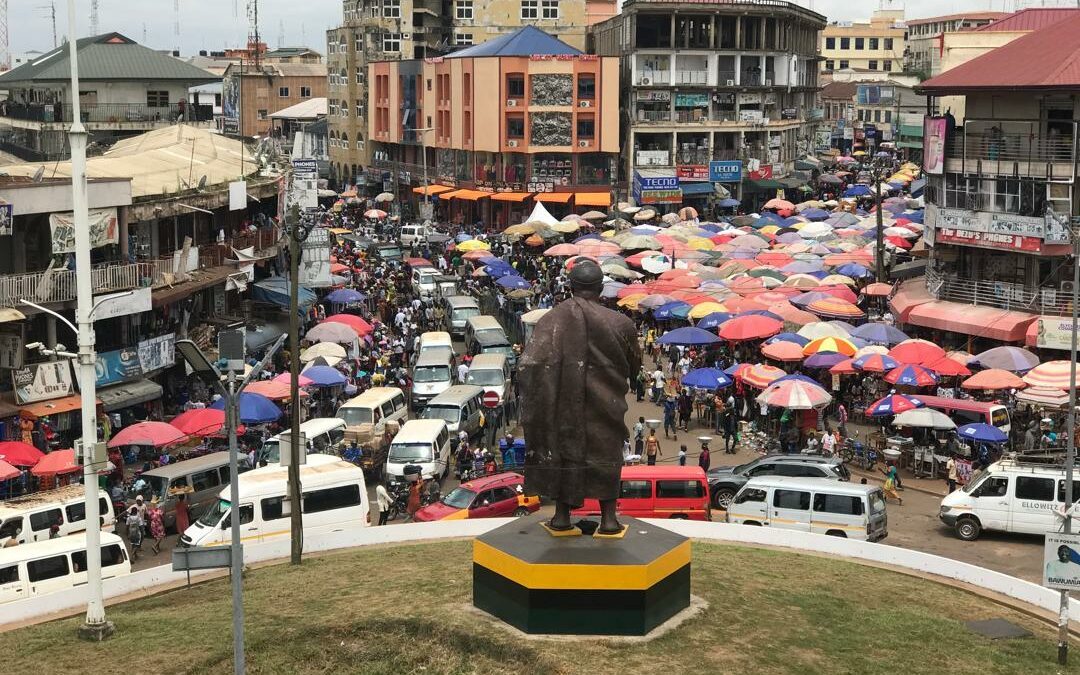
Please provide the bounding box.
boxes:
[973,8,1080,32]
[0,33,219,84]
[907,12,1006,26]
[921,13,1080,92]
[446,26,580,59]
[820,81,857,100]
[269,97,327,120]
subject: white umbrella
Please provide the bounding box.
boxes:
[641,256,673,274]
[797,322,850,340]
[374,192,395,202]
[893,408,956,430]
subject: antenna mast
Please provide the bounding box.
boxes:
[247,0,260,68]
[174,0,181,52]
[89,0,98,36]
[0,0,9,70]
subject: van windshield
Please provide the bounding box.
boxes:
[338,407,374,426]
[197,499,231,528]
[466,370,504,387]
[389,443,433,463]
[414,365,451,383]
[140,475,169,501]
[422,405,461,424]
[962,469,987,493]
[454,308,480,322]
[419,346,454,361]
[481,345,514,359]
[260,441,281,463]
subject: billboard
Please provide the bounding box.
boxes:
[222,70,240,134]
[923,116,947,175]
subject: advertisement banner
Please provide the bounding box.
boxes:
[709,161,742,183]
[674,93,709,107]
[137,333,176,373]
[95,347,144,387]
[1044,533,1080,591]
[1045,206,1072,245]
[923,116,947,175]
[936,228,1042,252]
[298,227,333,287]
[222,70,240,135]
[634,172,679,191]
[49,207,118,254]
[0,203,12,236]
[988,213,1044,239]
[1035,317,1079,351]
[635,90,670,102]
[747,166,774,181]
[676,165,709,181]
[0,325,23,369]
[12,361,74,404]
[637,190,682,205]
[93,287,152,322]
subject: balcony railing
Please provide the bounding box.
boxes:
[635,150,671,166]
[638,70,670,85]
[717,71,736,85]
[674,70,708,85]
[677,149,712,165]
[949,118,1078,179]
[0,263,150,307]
[636,110,672,123]
[675,110,709,123]
[926,268,1073,316]
[0,102,213,125]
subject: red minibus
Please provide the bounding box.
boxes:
[917,395,1011,434]
[575,465,711,521]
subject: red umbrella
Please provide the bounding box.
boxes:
[889,339,947,366]
[245,380,309,401]
[0,441,45,466]
[755,252,794,267]
[718,315,783,342]
[815,285,859,304]
[323,314,373,336]
[829,358,857,375]
[0,459,19,480]
[884,364,938,387]
[31,449,80,477]
[725,277,766,294]
[170,409,229,436]
[926,357,971,377]
[761,340,805,362]
[863,282,893,297]
[963,368,1027,391]
[885,235,913,249]
[107,421,187,449]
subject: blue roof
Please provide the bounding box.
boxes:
[446,26,582,59]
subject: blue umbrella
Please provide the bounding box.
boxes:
[495,275,531,290]
[657,327,720,346]
[325,288,367,304]
[301,365,347,387]
[737,309,784,322]
[843,184,872,198]
[836,262,871,279]
[765,332,810,347]
[654,301,691,321]
[484,260,516,276]
[681,368,733,390]
[723,363,744,376]
[866,394,925,417]
[958,423,1008,444]
[696,312,733,330]
[719,198,740,208]
[852,353,900,372]
[210,392,281,424]
[455,233,474,242]
[903,211,924,224]
[850,322,909,346]
[804,352,848,369]
[801,208,830,221]
[791,291,835,308]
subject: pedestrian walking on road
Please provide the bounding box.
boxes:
[126,506,144,561]
[678,445,687,466]
[148,497,165,555]
[698,442,711,472]
[880,464,903,506]
[645,430,661,466]
[946,455,958,493]
[376,483,391,525]
[663,398,678,440]
[175,493,190,535]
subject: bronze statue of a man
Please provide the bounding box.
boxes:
[518,258,641,535]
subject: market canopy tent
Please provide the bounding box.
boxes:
[523,201,560,227]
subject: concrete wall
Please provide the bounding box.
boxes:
[937,31,1029,123]
[0,179,132,216]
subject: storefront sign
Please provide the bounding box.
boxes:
[299,227,333,287]
[637,189,682,205]
[675,94,709,107]
[1035,317,1079,351]
[93,287,152,322]
[936,227,1042,252]
[747,166,773,181]
[709,161,742,183]
[636,90,670,102]
[923,116,947,175]
[137,333,176,373]
[95,347,143,388]
[526,181,556,193]
[988,213,1044,238]
[676,165,709,180]
[0,325,23,369]
[781,108,797,120]
[937,207,983,233]
[49,207,119,255]
[738,110,764,124]
[12,361,74,404]
[634,172,678,191]
[530,54,597,61]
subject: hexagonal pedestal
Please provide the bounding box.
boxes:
[472,514,691,636]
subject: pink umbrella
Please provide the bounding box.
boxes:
[756,380,832,410]
[108,421,187,448]
[0,459,19,480]
[31,449,80,477]
[544,243,581,257]
[272,372,315,387]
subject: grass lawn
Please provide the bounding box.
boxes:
[3,540,1077,675]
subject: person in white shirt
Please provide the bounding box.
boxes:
[821,429,836,456]
[651,368,665,403]
[375,484,392,526]
[457,362,470,383]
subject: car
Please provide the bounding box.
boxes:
[707,454,849,510]
[412,472,540,522]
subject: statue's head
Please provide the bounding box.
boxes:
[568,258,604,297]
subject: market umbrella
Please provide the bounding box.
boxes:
[374,192,395,203]
[31,449,79,477]
[496,275,532,290]
[830,358,857,375]
[0,459,19,480]
[756,380,832,410]
[1022,361,1078,389]
[957,423,1008,444]
[107,421,187,448]
[324,288,367,304]
[740,363,786,389]
[170,408,231,436]
[305,321,360,344]
[717,315,783,342]
[761,340,805,362]
[301,365,348,387]
[245,380,307,401]
[803,336,857,357]
[893,408,956,430]
[925,357,971,377]
[885,364,939,387]
[806,297,865,320]
[888,340,946,366]
[961,368,1025,391]
[681,368,733,390]
[972,346,1041,373]
[544,243,581,257]
[796,322,849,341]
[656,327,720,346]
[272,372,315,388]
[696,312,733,330]
[1017,387,1071,407]
[209,392,282,424]
[850,322,908,346]
[852,353,899,373]
[864,283,893,297]
[323,314,373,336]
[654,301,691,321]
[456,239,492,252]
[866,394,924,417]
[764,332,810,347]
[0,441,44,467]
[300,342,347,363]
[804,352,849,369]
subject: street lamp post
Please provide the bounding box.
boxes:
[413,127,434,222]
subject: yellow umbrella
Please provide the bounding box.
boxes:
[503,223,536,236]
[852,150,867,156]
[686,237,715,251]
[802,336,857,357]
[329,227,351,235]
[457,239,492,252]
[601,229,617,238]
[688,301,728,319]
[617,293,647,310]
[790,221,808,230]
[820,274,856,287]
[549,221,581,234]
[759,225,780,236]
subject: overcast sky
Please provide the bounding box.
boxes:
[6,0,1055,56]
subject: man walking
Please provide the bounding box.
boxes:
[645,429,662,466]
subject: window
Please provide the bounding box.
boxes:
[838,60,849,70]
[1016,476,1055,501]
[746,463,775,477]
[27,555,68,582]
[974,476,1009,498]
[304,484,362,514]
[257,109,268,120]
[734,488,766,504]
[300,86,311,98]
[506,75,525,98]
[1058,481,1080,503]
[825,60,834,71]
[541,0,559,19]
[0,564,17,584]
[146,90,169,107]
[356,101,364,117]
[356,67,364,85]
[620,480,652,499]
[355,36,362,52]
[191,469,221,493]
[874,110,881,123]
[278,86,290,97]
[520,0,537,20]
[383,32,401,53]
[214,93,222,107]
[73,544,126,572]
[884,38,893,50]
[776,464,828,478]
[839,37,850,50]
[657,480,706,499]
[883,61,893,72]
[65,498,110,524]
[868,60,878,71]
[825,37,835,50]
[576,116,595,139]
[773,489,811,510]
[854,37,864,50]
[869,37,879,50]
[455,33,474,46]
[383,0,400,18]
[456,0,473,20]
[506,115,525,138]
[577,74,595,99]
[30,508,62,532]
[0,517,23,541]
[224,504,255,527]
[262,496,288,521]
[884,110,892,124]
[813,493,864,516]
[219,466,232,484]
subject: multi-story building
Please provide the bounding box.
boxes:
[903,12,1004,78]
[820,10,906,77]
[221,47,327,138]
[591,0,824,212]
[896,13,1080,349]
[369,27,619,227]
[326,0,613,189]
[0,33,219,160]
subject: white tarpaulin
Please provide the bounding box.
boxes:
[524,201,559,227]
[49,207,118,254]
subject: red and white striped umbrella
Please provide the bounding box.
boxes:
[756,380,832,410]
[739,363,786,389]
[1023,360,1080,390]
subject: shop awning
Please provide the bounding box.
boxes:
[489,192,533,202]
[574,192,611,207]
[412,184,453,196]
[889,278,934,322]
[745,178,784,191]
[442,189,489,201]
[152,265,235,308]
[890,259,928,281]
[679,182,715,196]
[907,302,1037,342]
[19,394,100,419]
[98,379,163,413]
[535,193,573,204]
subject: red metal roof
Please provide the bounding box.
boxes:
[906,12,1006,27]
[921,12,1080,92]
[973,7,1080,32]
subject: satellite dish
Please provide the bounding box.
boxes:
[197,175,208,190]
[31,166,45,183]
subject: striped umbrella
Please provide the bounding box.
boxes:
[806,297,866,320]
[739,363,786,389]
[866,394,925,417]
[1017,387,1071,407]
[884,364,939,387]
[852,353,899,373]
[802,336,857,357]
[756,380,832,410]
[1022,361,1078,390]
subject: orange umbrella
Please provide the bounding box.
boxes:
[864,282,893,297]
[31,449,80,477]
[806,297,865,320]
[963,369,1027,391]
[829,358,857,375]
[245,380,310,400]
[889,339,946,366]
[769,302,820,327]
[803,336,857,357]
[761,340,805,362]
[740,363,786,388]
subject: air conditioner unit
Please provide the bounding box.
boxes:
[579,100,591,108]
[506,99,517,107]
[640,77,651,86]
[1062,281,1076,295]
[578,140,589,147]
[507,139,519,148]
[402,34,411,40]
[726,79,735,87]
[764,79,772,87]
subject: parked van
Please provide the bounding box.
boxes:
[0,532,130,604]
[575,466,711,521]
[727,477,888,541]
[464,316,507,352]
[337,387,409,472]
[465,353,512,405]
[432,275,459,300]
[939,458,1078,541]
[443,296,480,337]
[130,452,253,530]
[411,351,453,409]
[0,485,115,546]
[259,418,348,464]
[417,331,456,363]
[421,385,485,443]
[919,395,1011,434]
[411,266,440,297]
[180,454,369,547]
[519,308,549,344]
[399,223,431,248]
[385,419,451,483]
